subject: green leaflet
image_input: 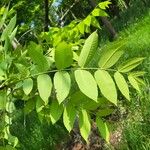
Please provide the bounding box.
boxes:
[92,8,108,17]
[9,26,18,42]
[114,72,130,101]
[95,70,117,105]
[1,15,17,41]
[84,25,91,33]
[77,22,85,34]
[36,96,45,113]
[54,71,71,104]
[0,90,7,110]
[84,15,91,26]
[55,41,73,69]
[6,101,15,113]
[78,31,98,67]
[0,7,9,30]
[129,71,146,77]
[96,117,110,142]
[118,57,145,73]
[75,70,98,102]
[28,42,49,72]
[63,104,76,132]
[37,74,52,104]
[135,77,146,86]
[50,100,63,124]
[98,41,125,69]
[23,78,33,95]
[129,72,146,86]
[98,1,111,9]
[128,75,140,92]
[91,16,100,29]
[92,8,101,16]
[79,109,91,142]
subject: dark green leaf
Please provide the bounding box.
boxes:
[50,100,63,124]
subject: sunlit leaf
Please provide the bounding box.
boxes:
[54,71,71,104]
[55,41,73,69]
[75,70,98,101]
[98,1,111,9]
[118,57,145,73]
[95,70,117,105]
[37,74,52,104]
[96,117,110,142]
[1,15,17,41]
[114,72,130,100]
[79,109,91,142]
[128,75,140,92]
[23,78,33,95]
[98,41,125,69]
[63,104,76,132]
[78,31,98,67]
[84,15,91,26]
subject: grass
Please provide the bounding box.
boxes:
[96,4,150,78]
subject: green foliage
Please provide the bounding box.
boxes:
[98,41,125,69]
[75,70,98,101]
[96,117,110,142]
[23,78,33,95]
[95,70,117,105]
[78,31,98,67]
[63,103,76,132]
[79,109,91,142]
[50,100,64,124]
[37,74,52,104]
[28,42,49,72]
[0,90,6,110]
[128,75,140,92]
[1,15,16,41]
[118,57,145,73]
[114,71,130,100]
[55,42,73,69]
[0,3,147,149]
[54,71,71,104]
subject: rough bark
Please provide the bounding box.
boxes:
[88,0,118,40]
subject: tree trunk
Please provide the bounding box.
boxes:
[88,0,118,40]
[44,0,49,32]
